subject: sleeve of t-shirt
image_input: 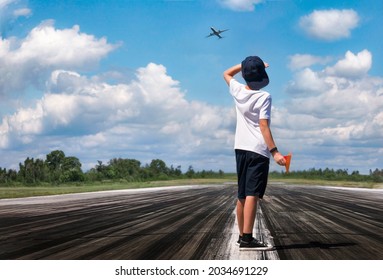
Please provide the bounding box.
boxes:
[259,95,272,120]
[229,78,242,97]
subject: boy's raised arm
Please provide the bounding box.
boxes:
[223,64,241,86]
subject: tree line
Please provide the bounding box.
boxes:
[1,150,382,186]
[270,167,383,183]
[0,150,224,185]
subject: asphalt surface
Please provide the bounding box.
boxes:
[0,185,238,260]
[0,183,382,260]
[262,183,383,260]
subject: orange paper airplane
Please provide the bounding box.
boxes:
[284,153,292,173]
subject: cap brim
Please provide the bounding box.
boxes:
[247,77,269,90]
[244,66,269,90]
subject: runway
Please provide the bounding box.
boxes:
[0,183,382,260]
[262,183,383,260]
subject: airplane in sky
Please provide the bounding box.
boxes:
[206,27,229,39]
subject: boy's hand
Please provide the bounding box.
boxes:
[273,152,286,166]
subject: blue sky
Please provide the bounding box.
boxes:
[1,0,382,174]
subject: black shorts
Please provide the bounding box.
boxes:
[235,149,270,199]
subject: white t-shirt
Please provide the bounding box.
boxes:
[229,78,272,158]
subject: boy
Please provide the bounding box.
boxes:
[223,56,286,250]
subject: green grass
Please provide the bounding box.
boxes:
[269,178,383,189]
[1,175,381,200]
[0,177,237,199]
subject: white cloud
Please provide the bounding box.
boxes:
[0,63,236,171]
[325,49,371,79]
[286,68,331,96]
[0,0,14,10]
[299,9,359,41]
[288,54,332,70]
[0,20,118,96]
[13,7,31,17]
[277,49,383,172]
[1,0,31,37]
[287,50,373,95]
[218,0,264,11]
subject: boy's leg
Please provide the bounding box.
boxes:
[235,150,246,242]
[236,198,245,236]
[243,195,258,235]
[237,196,258,238]
[241,151,268,238]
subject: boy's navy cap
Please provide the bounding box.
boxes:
[241,56,269,90]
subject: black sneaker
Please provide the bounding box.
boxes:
[239,238,274,251]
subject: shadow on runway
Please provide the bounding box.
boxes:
[275,241,357,251]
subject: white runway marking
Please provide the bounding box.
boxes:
[224,203,280,260]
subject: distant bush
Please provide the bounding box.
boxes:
[0,150,225,186]
[1,150,382,186]
[269,167,383,183]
